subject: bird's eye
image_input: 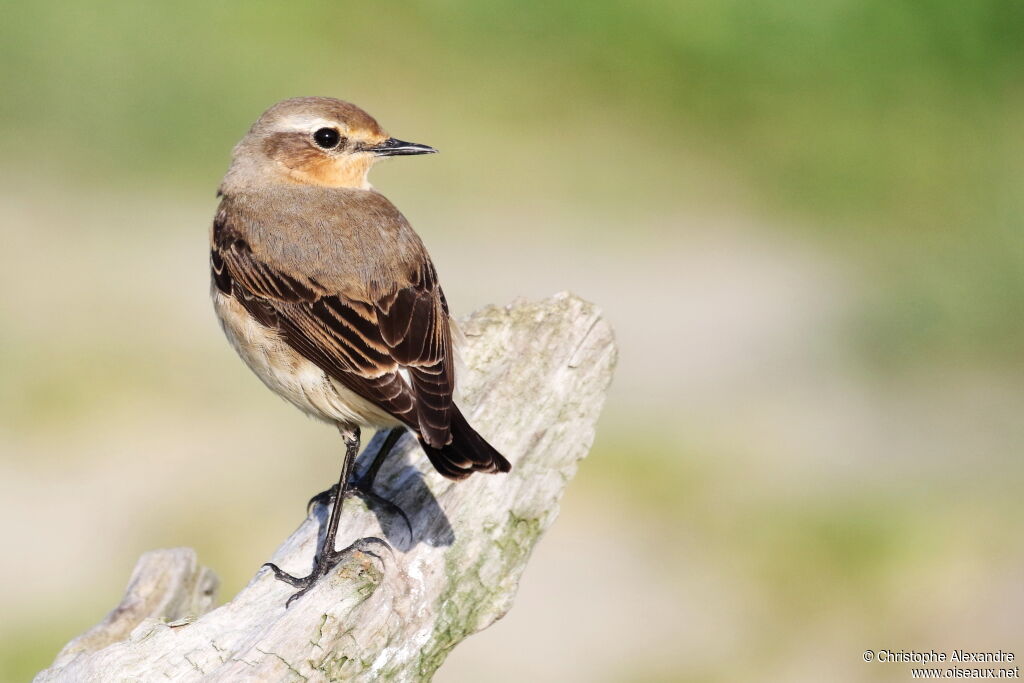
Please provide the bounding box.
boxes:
[313,128,342,149]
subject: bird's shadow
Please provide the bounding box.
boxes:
[308,430,455,554]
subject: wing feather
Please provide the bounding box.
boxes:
[212,210,454,442]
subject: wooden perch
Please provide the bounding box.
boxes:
[37,293,617,682]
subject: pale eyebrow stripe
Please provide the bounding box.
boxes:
[275,117,344,133]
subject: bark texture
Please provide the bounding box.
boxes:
[37,293,616,682]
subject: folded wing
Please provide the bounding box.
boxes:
[211,210,453,447]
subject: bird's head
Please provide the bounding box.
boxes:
[222,97,436,192]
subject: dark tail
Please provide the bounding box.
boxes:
[419,408,511,480]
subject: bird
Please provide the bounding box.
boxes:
[209,96,510,603]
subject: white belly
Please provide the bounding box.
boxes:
[212,289,401,429]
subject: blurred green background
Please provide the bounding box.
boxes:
[2,1,1022,681]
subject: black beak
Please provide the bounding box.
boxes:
[370,137,438,157]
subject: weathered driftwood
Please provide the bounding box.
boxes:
[37,293,616,682]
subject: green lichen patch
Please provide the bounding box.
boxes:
[415,511,544,678]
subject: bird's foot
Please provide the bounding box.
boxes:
[349,475,414,537]
[263,536,390,607]
[306,484,339,513]
[307,479,413,537]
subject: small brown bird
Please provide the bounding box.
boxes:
[210,97,510,601]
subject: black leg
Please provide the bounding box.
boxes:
[264,425,362,606]
[349,427,413,535]
[306,426,405,509]
[356,426,405,488]
[354,428,405,491]
[307,427,413,536]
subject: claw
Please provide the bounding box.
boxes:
[306,484,339,513]
[307,480,413,537]
[272,426,407,607]
[349,478,414,538]
[262,561,310,589]
[263,536,392,606]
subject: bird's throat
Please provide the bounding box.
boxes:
[284,155,374,189]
